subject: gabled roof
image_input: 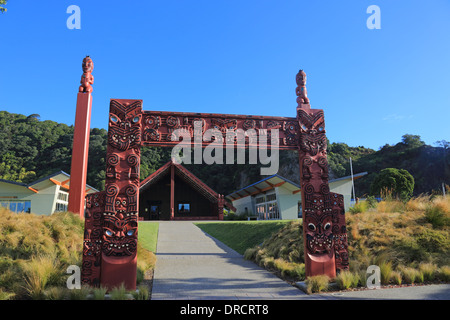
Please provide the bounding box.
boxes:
[0,170,99,194]
[226,172,367,201]
[140,161,236,211]
[140,160,221,204]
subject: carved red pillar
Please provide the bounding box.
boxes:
[218,195,224,220]
[101,99,142,291]
[296,70,348,278]
[68,56,94,217]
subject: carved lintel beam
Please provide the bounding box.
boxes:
[141,110,299,150]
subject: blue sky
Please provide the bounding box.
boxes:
[1,0,449,150]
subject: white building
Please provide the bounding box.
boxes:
[226,172,367,220]
[0,171,99,215]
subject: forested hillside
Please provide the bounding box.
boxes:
[0,111,448,196]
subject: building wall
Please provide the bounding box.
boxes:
[0,181,60,215]
[0,181,34,213]
[30,185,59,215]
[276,186,300,220]
[231,196,254,216]
[230,179,355,220]
[329,179,353,212]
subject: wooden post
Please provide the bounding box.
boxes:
[68,56,94,217]
[170,163,175,220]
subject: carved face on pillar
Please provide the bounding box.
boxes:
[82,56,94,73]
[305,212,334,254]
[298,109,327,156]
[102,214,137,256]
[108,100,142,151]
[296,69,307,86]
[302,184,335,257]
[114,196,128,216]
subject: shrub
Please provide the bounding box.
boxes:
[419,263,437,282]
[0,288,14,300]
[272,259,305,280]
[23,254,61,299]
[68,285,90,300]
[305,275,330,294]
[370,168,414,201]
[133,237,157,285]
[349,201,368,214]
[425,206,449,228]
[437,266,450,282]
[391,271,402,285]
[406,195,429,212]
[399,266,420,284]
[109,284,131,300]
[415,229,449,253]
[44,286,69,300]
[92,286,108,300]
[133,284,149,300]
[335,270,360,290]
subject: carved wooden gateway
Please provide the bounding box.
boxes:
[76,58,349,290]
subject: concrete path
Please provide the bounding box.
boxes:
[151,221,307,300]
[150,221,450,300]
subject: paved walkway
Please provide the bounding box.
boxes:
[150,221,450,300]
[151,221,306,300]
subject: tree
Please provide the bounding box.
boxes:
[370,168,415,200]
[0,0,7,13]
[401,134,425,149]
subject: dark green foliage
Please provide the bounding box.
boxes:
[0,111,448,197]
[370,168,415,200]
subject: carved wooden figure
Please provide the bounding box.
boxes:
[79,56,94,93]
[296,69,349,277]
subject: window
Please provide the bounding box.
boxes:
[57,192,68,202]
[55,202,68,212]
[266,193,277,202]
[254,192,279,220]
[150,205,159,214]
[1,201,31,213]
[178,203,190,214]
[256,196,265,204]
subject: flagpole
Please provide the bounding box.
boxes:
[350,157,356,204]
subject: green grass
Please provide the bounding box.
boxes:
[195,220,290,255]
[138,222,159,252]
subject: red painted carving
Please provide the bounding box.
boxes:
[100,99,142,291]
[141,111,299,150]
[296,69,349,277]
[80,64,348,289]
[79,56,94,93]
[296,69,309,105]
[68,56,94,217]
[81,191,104,286]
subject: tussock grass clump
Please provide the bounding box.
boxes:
[419,262,438,282]
[133,284,150,300]
[390,271,402,285]
[424,196,450,228]
[305,275,330,294]
[23,254,62,299]
[438,266,450,281]
[109,284,131,300]
[335,270,360,290]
